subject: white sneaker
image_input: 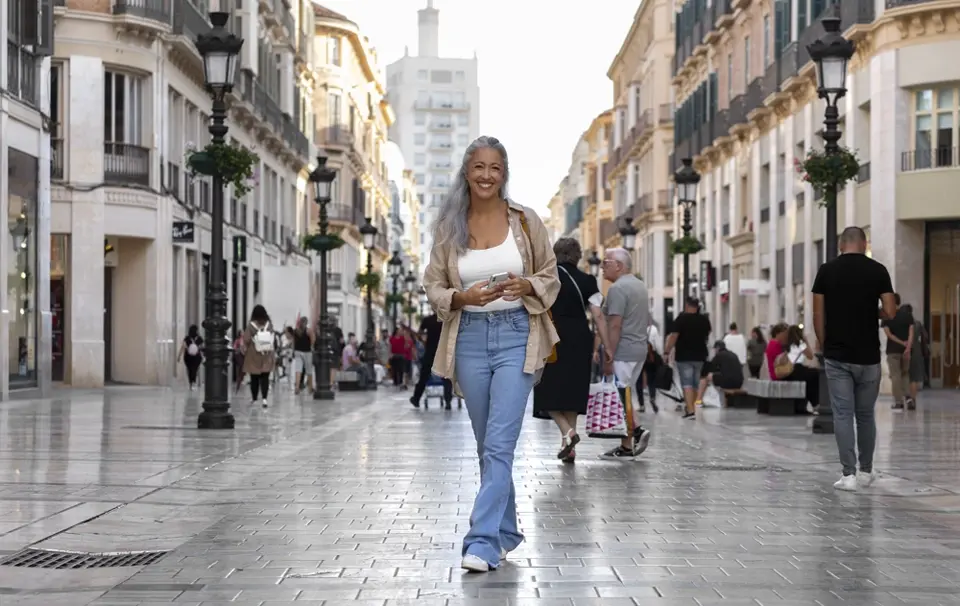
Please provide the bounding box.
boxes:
[461,554,489,572]
[833,474,858,492]
[500,548,508,560]
[261,399,268,408]
[858,470,878,488]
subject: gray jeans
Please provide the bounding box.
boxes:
[824,359,882,476]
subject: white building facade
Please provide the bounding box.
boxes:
[673,0,960,390]
[1,0,54,399]
[47,0,316,388]
[385,0,480,272]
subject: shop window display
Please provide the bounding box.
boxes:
[8,149,38,387]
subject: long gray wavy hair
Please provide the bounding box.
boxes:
[432,136,510,253]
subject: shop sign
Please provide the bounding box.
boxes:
[172,221,195,243]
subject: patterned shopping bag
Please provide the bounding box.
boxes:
[586,379,628,439]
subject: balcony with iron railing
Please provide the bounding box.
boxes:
[430,141,454,152]
[327,203,365,226]
[104,142,150,186]
[429,121,454,131]
[902,147,959,171]
[171,0,211,39]
[431,161,453,171]
[414,99,470,111]
[112,0,172,23]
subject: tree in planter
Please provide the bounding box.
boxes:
[185,142,259,198]
[794,147,860,207]
[669,235,705,257]
[355,271,382,294]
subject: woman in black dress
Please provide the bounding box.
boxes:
[534,238,611,463]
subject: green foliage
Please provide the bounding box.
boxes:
[385,293,405,307]
[670,236,705,257]
[186,142,258,198]
[403,304,418,316]
[355,271,382,293]
[302,233,345,253]
[794,147,860,207]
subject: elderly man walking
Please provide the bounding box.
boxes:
[600,247,652,458]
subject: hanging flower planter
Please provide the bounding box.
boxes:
[794,147,860,207]
[403,304,418,316]
[385,293,405,307]
[302,233,345,253]
[355,271,382,293]
[185,142,259,198]
[670,236,705,257]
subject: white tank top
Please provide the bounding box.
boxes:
[458,226,525,313]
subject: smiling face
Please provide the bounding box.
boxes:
[466,147,505,201]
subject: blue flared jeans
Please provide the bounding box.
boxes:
[455,308,534,567]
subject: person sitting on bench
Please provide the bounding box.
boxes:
[696,341,744,403]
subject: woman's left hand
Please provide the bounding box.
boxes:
[497,273,533,301]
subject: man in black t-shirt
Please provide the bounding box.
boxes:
[882,293,915,411]
[410,313,453,409]
[664,297,712,419]
[812,226,897,493]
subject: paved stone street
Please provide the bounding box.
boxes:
[0,384,959,605]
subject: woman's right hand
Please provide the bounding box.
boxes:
[462,281,500,307]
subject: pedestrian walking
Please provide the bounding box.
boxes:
[812,226,897,492]
[242,304,277,408]
[293,317,314,395]
[422,136,560,573]
[533,237,611,463]
[177,324,203,391]
[599,247,652,456]
[410,312,453,409]
[747,326,766,378]
[664,297,711,419]
[882,293,915,411]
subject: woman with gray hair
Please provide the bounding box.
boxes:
[534,237,611,463]
[423,136,560,573]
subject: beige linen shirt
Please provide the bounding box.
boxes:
[423,200,561,384]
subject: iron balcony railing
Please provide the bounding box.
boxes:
[728,94,747,128]
[317,124,355,147]
[282,115,309,158]
[171,0,210,39]
[744,77,764,115]
[901,147,959,171]
[886,0,936,6]
[51,139,64,180]
[112,0,172,23]
[327,203,364,225]
[104,142,150,186]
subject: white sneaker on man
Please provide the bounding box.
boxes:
[858,470,878,488]
[500,548,508,560]
[833,474,858,492]
[461,554,489,572]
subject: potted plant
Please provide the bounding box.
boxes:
[185,142,259,198]
[794,147,860,207]
[670,235,705,257]
[302,232,345,253]
[355,271,382,293]
[385,293,405,307]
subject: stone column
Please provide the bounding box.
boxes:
[627,84,638,129]
[844,71,858,228]
[281,51,295,117]
[728,159,739,330]
[750,137,762,328]
[783,113,795,324]
[802,103,814,331]
[768,122,780,326]
[67,57,105,388]
[704,171,716,318]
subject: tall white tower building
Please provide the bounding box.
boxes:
[386,1,480,271]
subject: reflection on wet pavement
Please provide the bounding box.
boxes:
[0,385,958,605]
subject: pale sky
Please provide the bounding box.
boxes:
[317,0,640,213]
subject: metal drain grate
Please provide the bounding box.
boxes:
[684,463,790,472]
[0,548,168,569]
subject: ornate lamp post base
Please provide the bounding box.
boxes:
[198,410,235,429]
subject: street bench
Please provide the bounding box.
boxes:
[720,387,753,408]
[336,370,365,391]
[745,378,806,415]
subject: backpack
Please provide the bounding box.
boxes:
[186,337,200,357]
[252,322,274,354]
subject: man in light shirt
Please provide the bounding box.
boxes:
[722,323,748,373]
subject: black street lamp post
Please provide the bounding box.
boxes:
[404,270,416,327]
[808,6,855,264]
[587,249,601,333]
[196,12,242,430]
[388,250,403,330]
[674,158,701,301]
[310,157,337,401]
[808,6,854,436]
[359,218,378,385]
